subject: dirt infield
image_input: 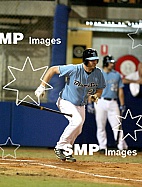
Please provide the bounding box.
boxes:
[0,156,142,187]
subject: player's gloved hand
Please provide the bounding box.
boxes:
[120,105,126,115]
[35,85,45,98]
[90,94,98,104]
[87,103,95,114]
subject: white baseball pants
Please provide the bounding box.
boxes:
[55,98,85,149]
[94,98,128,150]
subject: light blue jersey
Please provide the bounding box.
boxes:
[58,63,106,106]
[101,69,124,99]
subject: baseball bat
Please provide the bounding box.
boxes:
[19,101,72,117]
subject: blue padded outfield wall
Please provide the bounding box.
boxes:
[11,103,68,147]
[0,85,142,149]
[0,102,11,143]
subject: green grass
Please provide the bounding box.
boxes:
[0,147,141,187]
[75,152,142,163]
[14,147,142,164]
[0,175,129,187]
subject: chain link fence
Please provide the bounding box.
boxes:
[0,12,54,103]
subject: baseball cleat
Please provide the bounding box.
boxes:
[99,149,105,154]
[65,155,76,162]
[54,148,66,161]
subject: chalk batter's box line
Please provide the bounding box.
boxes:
[0,159,142,183]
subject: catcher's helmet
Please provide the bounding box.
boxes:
[83,48,99,66]
[103,55,115,67]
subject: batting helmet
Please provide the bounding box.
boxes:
[103,55,115,67]
[83,48,99,66]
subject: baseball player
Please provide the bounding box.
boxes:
[122,62,142,97]
[88,55,128,153]
[35,48,106,162]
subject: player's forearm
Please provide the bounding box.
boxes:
[41,66,60,87]
[95,89,103,98]
[122,78,137,84]
[119,88,125,106]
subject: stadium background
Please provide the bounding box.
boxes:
[0,0,142,150]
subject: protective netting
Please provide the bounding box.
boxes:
[0,13,54,102]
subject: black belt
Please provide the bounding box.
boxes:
[103,98,117,101]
